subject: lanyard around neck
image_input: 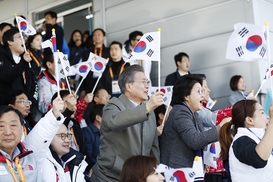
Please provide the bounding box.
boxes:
[94,47,103,57]
[5,157,26,182]
[109,64,125,79]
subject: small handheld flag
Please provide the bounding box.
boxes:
[127,31,160,61]
[51,29,57,52]
[16,16,36,36]
[226,22,267,61]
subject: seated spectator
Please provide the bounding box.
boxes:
[120,155,165,182]
[82,104,104,178]
[229,75,248,105]
[51,90,86,154]
[6,89,33,139]
[0,106,42,181]
[24,96,88,182]
[165,52,190,86]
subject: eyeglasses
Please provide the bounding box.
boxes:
[193,89,205,95]
[15,100,32,105]
[133,79,150,86]
[55,133,73,140]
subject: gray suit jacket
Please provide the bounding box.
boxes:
[91,94,159,182]
[160,103,218,168]
[229,90,246,105]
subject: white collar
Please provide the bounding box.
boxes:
[12,54,21,64]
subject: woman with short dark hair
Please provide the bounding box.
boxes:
[120,155,164,182]
[229,75,249,105]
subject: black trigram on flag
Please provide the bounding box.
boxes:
[235,46,244,57]
[146,49,154,57]
[259,47,266,57]
[169,176,175,181]
[128,54,133,59]
[58,58,61,64]
[238,27,249,38]
[60,69,65,76]
[146,35,154,42]
[167,87,172,92]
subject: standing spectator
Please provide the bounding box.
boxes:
[26,33,43,77]
[80,28,110,98]
[68,30,86,88]
[0,22,12,53]
[165,52,190,86]
[98,41,130,98]
[24,97,88,182]
[229,75,248,105]
[219,100,273,182]
[90,65,163,182]
[44,11,64,52]
[37,48,66,114]
[0,28,32,105]
[122,30,152,85]
[160,74,218,168]
[120,155,165,182]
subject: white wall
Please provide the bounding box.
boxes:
[92,0,273,109]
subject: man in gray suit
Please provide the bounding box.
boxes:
[90,65,163,182]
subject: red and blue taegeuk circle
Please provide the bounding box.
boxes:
[246,35,262,52]
[79,65,88,73]
[173,170,187,182]
[20,21,27,31]
[209,143,216,154]
[94,62,103,71]
[134,41,146,53]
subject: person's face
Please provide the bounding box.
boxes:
[0,111,22,156]
[202,79,210,103]
[185,83,204,112]
[251,103,269,128]
[128,72,149,104]
[177,56,190,72]
[83,33,89,43]
[46,61,55,75]
[92,30,105,45]
[73,32,82,44]
[237,77,246,91]
[30,34,42,51]
[94,89,110,105]
[146,170,165,182]
[130,35,142,49]
[51,124,71,158]
[0,25,11,42]
[45,14,56,25]
[12,93,31,118]
[9,33,24,55]
[110,44,122,62]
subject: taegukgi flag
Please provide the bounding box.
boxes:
[226,22,267,61]
[16,16,36,36]
[127,31,160,61]
[148,86,172,105]
[87,52,108,74]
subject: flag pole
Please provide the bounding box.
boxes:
[75,77,85,96]
[57,51,71,94]
[157,28,161,91]
[265,22,273,97]
[91,74,103,94]
[162,96,172,126]
[14,14,31,68]
[55,50,60,97]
